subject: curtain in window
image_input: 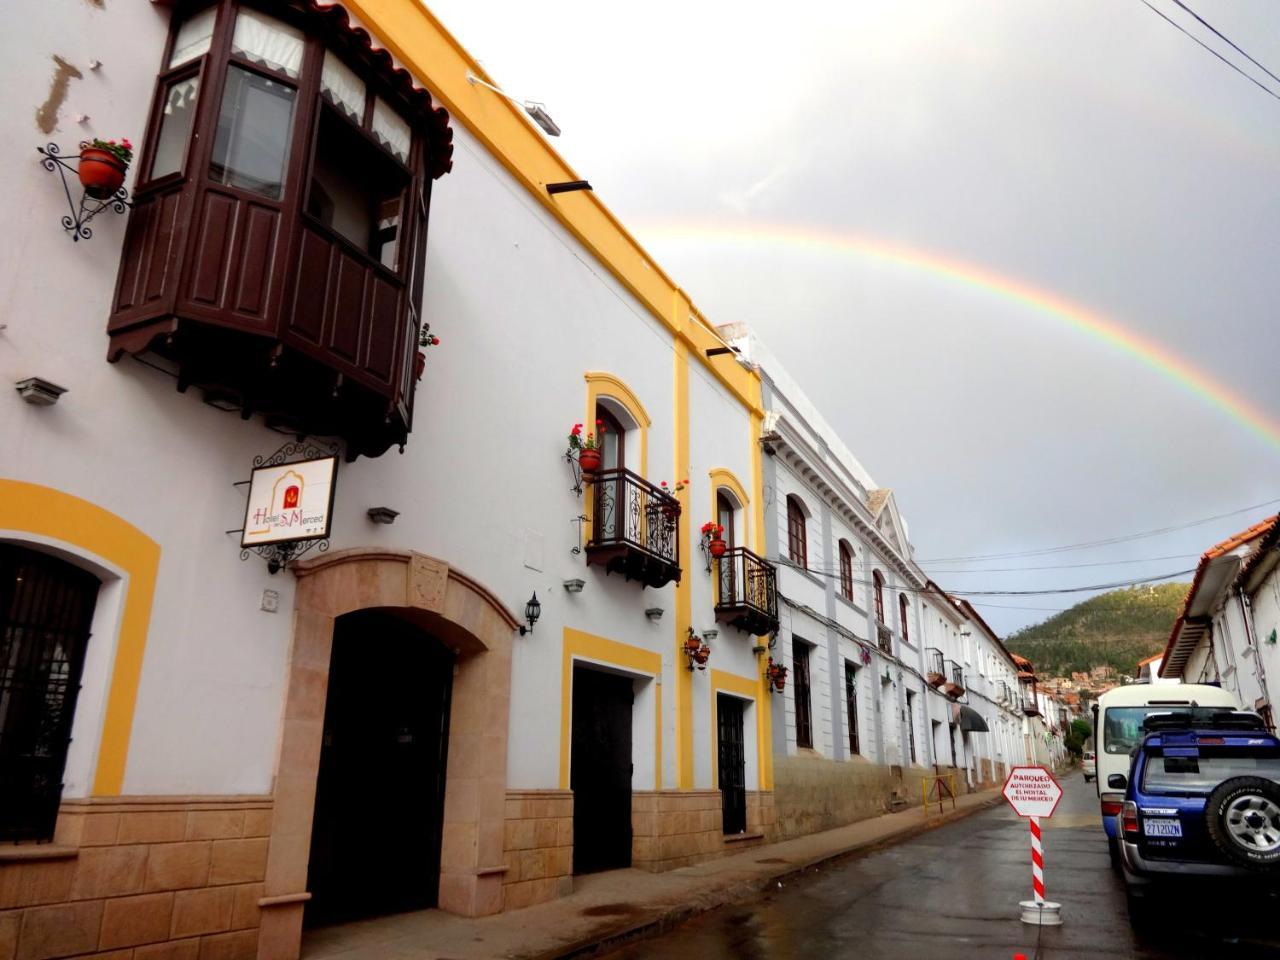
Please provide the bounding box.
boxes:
[372,98,411,164]
[321,52,365,122]
[232,9,305,78]
[169,6,217,68]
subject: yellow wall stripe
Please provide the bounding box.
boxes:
[341,0,763,417]
[0,480,160,795]
[749,409,773,790]
[673,338,693,788]
[559,628,663,791]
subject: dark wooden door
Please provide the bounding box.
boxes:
[571,667,633,873]
[792,640,813,749]
[306,611,453,926]
[717,694,747,835]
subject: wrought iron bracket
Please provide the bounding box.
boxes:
[570,514,589,555]
[699,536,713,574]
[232,438,340,574]
[37,142,131,241]
[566,450,584,495]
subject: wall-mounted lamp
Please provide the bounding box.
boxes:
[563,578,585,594]
[702,629,719,642]
[466,73,562,136]
[645,607,664,622]
[519,592,541,636]
[14,377,67,406]
[366,507,399,525]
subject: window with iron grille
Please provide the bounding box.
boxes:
[898,593,910,644]
[792,639,813,749]
[905,690,918,764]
[844,661,860,756]
[0,546,99,842]
[838,540,854,600]
[873,570,885,622]
[786,497,807,568]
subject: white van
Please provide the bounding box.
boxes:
[1092,683,1240,865]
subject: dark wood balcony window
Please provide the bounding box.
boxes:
[107,0,454,460]
[585,468,681,589]
[838,540,854,601]
[786,496,807,568]
[714,547,778,636]
[844,661,860,756]
[793,640,813,750]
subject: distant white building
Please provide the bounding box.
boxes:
[1160,516,1280,727]
[719,326,1028,835]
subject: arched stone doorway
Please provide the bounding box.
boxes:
[257,549,517,960]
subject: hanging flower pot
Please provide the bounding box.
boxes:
[709,538,727,558]
[685,631,703,654]
[694,647,710,668]
[578,448,602,475]
[79,139,131,199]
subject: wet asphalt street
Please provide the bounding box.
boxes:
[601,773,1280,960]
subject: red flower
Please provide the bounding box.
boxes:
[660,481,668,487]
[431,336,440,345]
[595,419,603,425]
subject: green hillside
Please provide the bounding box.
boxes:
[1005,582,1190,678]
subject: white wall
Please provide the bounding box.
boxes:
[1,1,761,797]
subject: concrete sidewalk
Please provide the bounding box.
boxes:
[301,787,1002,960]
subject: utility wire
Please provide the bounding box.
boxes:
[1138,0,1280,102]
[772,555,1194,597]
[914,497,1280,562]
[924,553,1199,573]
[1165,0,1280,87]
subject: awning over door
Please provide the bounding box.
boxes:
[955,704,989,732]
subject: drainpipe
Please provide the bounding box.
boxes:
[1238,588,1271,726]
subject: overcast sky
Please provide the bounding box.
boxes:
[429,0,1280,636]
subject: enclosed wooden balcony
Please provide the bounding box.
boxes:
[585,468,682,589]
[1020,674,1041,716]
[714,547,779,636]
[105,0,454,460]
[925,647,945,687]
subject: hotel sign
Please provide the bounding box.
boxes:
[240,456,338,548]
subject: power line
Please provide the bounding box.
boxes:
[1165,0,1280,87]
[772,555,1194,597]
[915,497,1280,562]
[924,553,1199,573]
[1138,0,1280,102]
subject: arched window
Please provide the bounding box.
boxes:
[0,545,100,841]
[716,492,736,550]
[899,593,910,644]
[838,540,854,601]
[873,570,885,622]
[786,496,808,568]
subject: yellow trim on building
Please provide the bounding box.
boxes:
[0,480,160,795]
[559,628,663,791]
[341,0,764,417]
[706,467,750,545]
[708,669,763,792]
[584,371,650,475]
[749,409,773,790]
[672,340,693,788]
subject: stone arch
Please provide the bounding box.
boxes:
[258,548,518,959]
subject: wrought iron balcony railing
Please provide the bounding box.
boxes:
[585,467,682,588]
[926,648,945,686]
[714,546,779,636]
[942,659,965,698]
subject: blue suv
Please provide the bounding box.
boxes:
[1115,709,1280,911]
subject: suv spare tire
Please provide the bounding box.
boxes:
[1206,776,1280,869]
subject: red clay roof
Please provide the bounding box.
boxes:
[1158,515,1279,677]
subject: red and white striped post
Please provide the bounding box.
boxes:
[1002,766,1062,925]
[1030,815,1045,904]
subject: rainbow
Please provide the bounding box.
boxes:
[633,220,1280,454]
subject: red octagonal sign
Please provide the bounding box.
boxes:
[1001,765,1063,818]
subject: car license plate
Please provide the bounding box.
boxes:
[1143,819,1182,838]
